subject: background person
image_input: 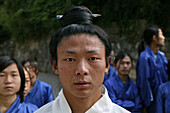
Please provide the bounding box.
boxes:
[104,51,142,113]
[103,49,117,82]
[23,67,31,99]
[0,56,38,113]
[35,6,130,113]
[136,26,168,113]
[156,59,170,113]
[21,58,54,108]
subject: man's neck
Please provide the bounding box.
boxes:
[118,73,128,84]
[150,44,158,55]
[0,94,17,113]
[31,77,37,88]
[63,87,102,113]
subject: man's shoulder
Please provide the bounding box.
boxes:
[38,79,52,88]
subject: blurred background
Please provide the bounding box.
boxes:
[0,0,170,82]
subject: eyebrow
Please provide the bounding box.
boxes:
[62,50,99,54]
[1,71,17,73]
[62,50,75,54]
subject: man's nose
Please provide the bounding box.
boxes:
[75,60,89,76]
[5,75,12,83]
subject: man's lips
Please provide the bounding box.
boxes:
[74,81,90,88]
[5,86,13,90]
[24,90,27,94]
[122,70,129,72]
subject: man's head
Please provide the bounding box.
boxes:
[143,26,165,53]
[50,6,111,99]
[153,28,165,52]
[50,6,111,66]
[114,51,132,76]
[0,56,25,102]
[21,59,38,85]
[23,67,31,98]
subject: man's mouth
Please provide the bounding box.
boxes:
[74,82,90,88]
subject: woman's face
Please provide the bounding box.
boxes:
[23,69,31,98]
[0,63,21,97]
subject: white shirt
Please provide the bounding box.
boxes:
[35,85,130,113]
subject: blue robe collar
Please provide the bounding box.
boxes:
[29,77,40,94]
[5,95,21,113]
[115,73,130,86]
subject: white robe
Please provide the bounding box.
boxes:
[35,85,130,113]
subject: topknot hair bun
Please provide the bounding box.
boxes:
[59,6,93,27]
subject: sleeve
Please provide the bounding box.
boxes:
[136,57,153,107]
[162,54,168,82]
[46,85,54,103]
[155,85,164,113]
[131,84,143,113]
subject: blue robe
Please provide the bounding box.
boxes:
[24,78,54,108]
[104,65,117,82]
[156,81,170,113]
[103,73,142,113]
[4,95,38,113]
[136,46,168,112]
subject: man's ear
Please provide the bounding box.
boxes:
[50,59,59,74]
[35,69,39,74]
[153,35,157,41]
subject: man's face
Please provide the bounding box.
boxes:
[155,29,165,52]
[24,62,36,85]
[0,63,21,96]
[157,29,165,46]
[24,69,31,98]
[53,34,109,98]
[115,56,132,76]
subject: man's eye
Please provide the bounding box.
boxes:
[120,61,124,64]
[66,58,75,62]
[126,62,131,65]
[0,74,5,77]
[12,74,18,77]
[89,57,98,61]
[26,80,30,83]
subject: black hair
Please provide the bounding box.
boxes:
[0,56,25,103]
[138,26,159,55]
[23,67,31,79]
[21,58,38,75]
[60,6,93,27]
[50,6,111,66]
[114,51,133,65]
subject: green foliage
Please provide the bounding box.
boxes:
[0,25,11,43]
[0,0,60,43]
[0,0,170,43]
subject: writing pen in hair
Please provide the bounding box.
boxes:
[56,14,101,19]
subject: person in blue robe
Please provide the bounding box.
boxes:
[156,59,170,113]
[104,51,142,113]
[22,59,54,108]
[104,49,117,82]
[24,77,54,108]
[5,95,38,113]
[104,65,117,81]
[0,56,38,113]
[136,26,168,113]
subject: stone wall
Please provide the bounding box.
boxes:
[0,37,54,73]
